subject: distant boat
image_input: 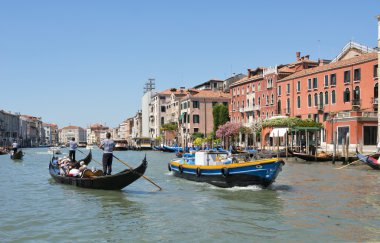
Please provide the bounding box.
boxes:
[168,150,285,188]
[114,142,128,151]
[86,145,94,150]
[10,150,23,160]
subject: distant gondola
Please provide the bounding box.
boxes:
[49,151,148,190]
[10,150,23,160]
[356,150,380,170]
[287,149,333,162]
[0,150,8,155]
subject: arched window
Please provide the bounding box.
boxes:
[258,97,261,105]
[314,93,318,107]
[308,94,312,107]
[247,99,250,107]
[325,91,329,104]
[278,100,282,114]
[343,88,350,102]
[319,92,323,107]
[252,97,255,106]
[266,95,269,105]
[271,94,274,104]
[332,90,336,104]
[375,84,378,99]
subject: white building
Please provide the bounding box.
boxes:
[59,126,86,144]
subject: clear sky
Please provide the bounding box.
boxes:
[0,0,379,128]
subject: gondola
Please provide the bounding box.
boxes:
[49,152,148,190]
[10,150,23,160]
[168,151,285,188]
[0,150,8,155]
[287,149,333,162]
[356,150,380,170]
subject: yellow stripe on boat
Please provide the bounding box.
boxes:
[170,158,281,169]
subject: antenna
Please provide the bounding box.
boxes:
[143,78,156,94]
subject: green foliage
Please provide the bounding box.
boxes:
[239,126,252,134]
[213,104,230,133]
[193,137,206,146]
[262,117,323,128]
[191,132,204,140]
[155,136,162,142]
[160,122,178,132]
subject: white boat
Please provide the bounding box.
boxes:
[49,147,62,154]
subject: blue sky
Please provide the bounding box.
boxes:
[0,0,379,128]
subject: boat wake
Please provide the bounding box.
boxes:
[210,185,262,192]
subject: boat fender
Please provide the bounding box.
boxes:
[179,165,183,174]
[196,167,201,177]
[168,163,172,171]
[221,167,229,177]
[256,165,262,169]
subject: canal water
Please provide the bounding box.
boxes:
[0,148,379,242]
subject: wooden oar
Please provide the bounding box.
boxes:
[77,149,102,167]
[112,154,162,191]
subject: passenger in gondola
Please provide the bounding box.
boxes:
[99,132,115,176]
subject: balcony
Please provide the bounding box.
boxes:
[283,108,291,115]
[352,99,361,110]
[244,106,254,112]
[252,105,261,111]
[239,108,244,113]
[371,97,378,106]
[317,103,324,112]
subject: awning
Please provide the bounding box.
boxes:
[270,128,289,137]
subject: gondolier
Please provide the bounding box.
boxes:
[12,140,18,154]
[69,137,78,162]
[99,132,115,175]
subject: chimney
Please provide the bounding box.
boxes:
[304,55,310,60]
[296,52,301,61]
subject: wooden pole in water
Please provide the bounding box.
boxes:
[277,130,280,159]
[285,131,288,159]
[332,131,337,164]
[345,133,349,164]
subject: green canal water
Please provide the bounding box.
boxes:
[0,148,380,242]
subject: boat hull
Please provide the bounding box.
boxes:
[169,159,284,188]
[10,150,23,160]
[49,155,147,190]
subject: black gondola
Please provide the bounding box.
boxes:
[49,152,148,190]
[10,150,23,160]
[356,150,380,170]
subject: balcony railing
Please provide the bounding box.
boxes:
[252,105,260,111]
[352,99,361,107]
[239,108,244,113]
[317,103,324,111]
[244,106,254,112]
[371,97,378,105]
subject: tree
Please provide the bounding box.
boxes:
[213,104,230,133]
[216,122,241,148]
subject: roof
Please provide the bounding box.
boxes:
[62,125,82,130]
[158,88,197,96]
[279,52,377,82]
[193,79,224,89]
[181,90,230,100]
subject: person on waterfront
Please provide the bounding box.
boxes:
[12,140,18,154]
[69,137,78,162]
[377,142,380,153]
[99,132,115,176]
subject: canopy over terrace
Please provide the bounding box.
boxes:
[269,128,289,137]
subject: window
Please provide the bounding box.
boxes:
[286,84,290,94]
[363,126,377,145]
[258,83,261,91]
[343,88,350,102]
[271,94,274,104]
[278,86,282,96]
[337,126,349,145]
[314,93,318,107]
[354,68,361,81]
[313,77,318,89]
[161,117,165,125]
[308,94,312,107]
[323,113,329,122]
[353,86,360,101]
[194,128,199,133]
[193,115,200,123]
[324,75,329,87]
[332,90,336,104]
[297,96,301,108]
[213,83,218,88]
[266,95,269,105]
[252,98,255,106]
[307,79,312,90]
[344,70,351,83]
[374,65,378,78]
[319,92,323,107]
[161,106,166,112]
[325,91,329,104]
[247,99,250,107]
[242,101,244,108]
[212,102,217,107]
[258,97,261,105]
[193,101,199,108]
[297,81,301,92]
[330,73,336,86]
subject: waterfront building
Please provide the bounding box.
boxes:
[131,111,142,146]
[42,123,58,146]
[0,110,20,147]
[86,124,109,145]
[223,73,246,93]
[278,42,378,149]
[141,79,155,138]
[59,125,86,144]
[178,90,230,147]
[193,79,224,91]
[377,15,380,142]
[19,115,43,147]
